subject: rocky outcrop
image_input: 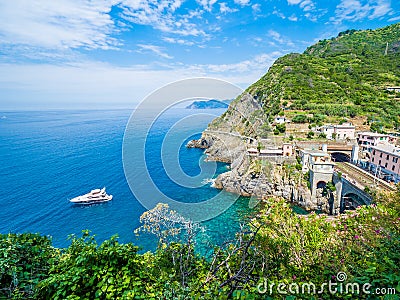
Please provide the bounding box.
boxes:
[186,138,209,149]
[189,90,332,213]
[212,153,314,209]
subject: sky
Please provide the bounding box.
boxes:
[0,0,399,110]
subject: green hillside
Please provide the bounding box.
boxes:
[247,22,400,131]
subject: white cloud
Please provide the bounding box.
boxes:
[331,0,392,24]
[196,0,217,11]
[0,52,283,109]
[273,9,286,20]
[388,15,400,22]
[219,3,238,14]
[267,30,295,47]
[0,0,119,50]
[198,52,281,74]
[252,3,261,13]
[287,0,302,4]
[286,0,321,21]
[268,30,284,44]
[288,14,298,21]
[162,37,195,46]
[369,0,391,18]
[299,0,315,12]
[137,44,173,59]
[120,0,206,36]
[0,0,208,59]
[234,0,250,6]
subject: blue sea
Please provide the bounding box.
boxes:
[0,108,254,250]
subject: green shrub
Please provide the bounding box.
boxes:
[292,114,308,123]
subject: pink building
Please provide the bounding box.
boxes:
[369,144,400,183]
[283,143,294,156]
[319,123,355,140]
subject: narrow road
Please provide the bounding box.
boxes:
[204,129,256,141]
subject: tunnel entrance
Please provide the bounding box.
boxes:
[341,193,366,212]
[331,152,350,162]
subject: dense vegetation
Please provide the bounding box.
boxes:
[1,187,399,299]
[246,23,400,131]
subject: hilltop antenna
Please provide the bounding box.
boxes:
[384,42,388,56]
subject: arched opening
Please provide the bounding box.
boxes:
[341,193,366,212]
[317,181,327,189]
[331,152,350,162]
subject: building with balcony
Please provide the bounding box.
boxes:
[369,144,400,183]
[357,132,398,148]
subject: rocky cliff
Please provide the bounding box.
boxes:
[187,24,400,212]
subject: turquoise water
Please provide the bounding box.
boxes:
[0,108,254,250]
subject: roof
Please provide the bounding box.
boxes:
[357,131,388,137]
[335,123,355,129]
[320,123,355,129]
[300,149,329,156]
[371,144,400,158]
[260,149,283,154]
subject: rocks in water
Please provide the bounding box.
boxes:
[192,119,334,213]
[186,138,209,149]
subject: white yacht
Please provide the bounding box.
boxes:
[69,187,113,204]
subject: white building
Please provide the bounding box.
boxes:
[274,116,289,124]
[299,148,333,173]
[357,132,398,150]
[318,123,355,140]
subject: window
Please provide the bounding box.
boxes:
[394,157,399,163]
[373,150,376,155]
[372,158,375,162]
[379,160,381,165]
[385,163,388,168]
[393,165,396,171]
[387,154,389,160]
[380,153,383,158]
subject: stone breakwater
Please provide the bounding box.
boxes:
[189,130,334,213]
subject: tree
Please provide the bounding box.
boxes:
[134,204,204,289]
[134,203,202,247]
[0,233,57,299]
[292,114,308,123]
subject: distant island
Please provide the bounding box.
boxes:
[186,99,231,109]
